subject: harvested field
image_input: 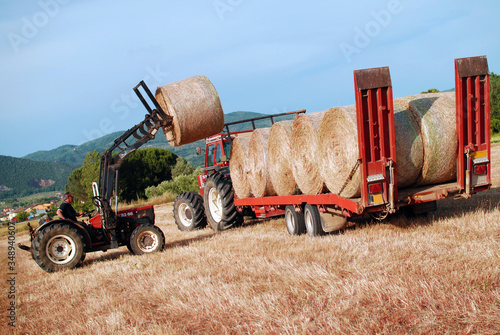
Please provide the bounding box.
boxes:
[3,144,499,334]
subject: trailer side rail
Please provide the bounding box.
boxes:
[455,56,492,196]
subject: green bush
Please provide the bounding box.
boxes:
[420,88,440,94]
[491,118,500,134]
[145,169,201,199]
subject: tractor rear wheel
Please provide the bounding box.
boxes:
[285,205,305,235]
[203,173,242,231]
[304,204,325,237]
[129,225,165,255]
[174,191,206,231]
[32,223,85,272]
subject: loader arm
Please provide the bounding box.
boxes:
[95,81,172,248]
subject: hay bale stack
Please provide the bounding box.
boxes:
[155,75,224,146]
[396,92,457,186]
[268,120,298,196]
[291,111,328,195]
[248,128,277,197]
[317,103,425,197]
[229,133,253,198]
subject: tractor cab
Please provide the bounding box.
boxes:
[204,133,236,173]
[197,131,250,195]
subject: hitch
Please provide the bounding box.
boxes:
[18,243,31,252]
[17,222,35,252]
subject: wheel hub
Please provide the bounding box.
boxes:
[46,235,76,264]
[208,188,223,223]
[286,211,295,231]
[137,231,158,252]
[178,203,193,227]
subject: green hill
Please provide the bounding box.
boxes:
[0,155,77,200]
[24,133,125,165]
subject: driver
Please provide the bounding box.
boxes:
[56,192,83,222]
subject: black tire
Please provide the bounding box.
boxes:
[173,191,207,231]
[203,173,242,231]
[285,205,306,235]
[304,204,324,237]
[32,223,85,272]
[129,225,165,255]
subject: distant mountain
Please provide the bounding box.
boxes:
[0,155,77,200]
[23,111,299,167]
[24,133,125,165]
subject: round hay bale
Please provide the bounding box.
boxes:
[317,105,360,197]
[248,128,277,197]
[268,120,298,196]
[392,99,424,188]
[317,103,425,197]
[397,92,457,186]
[291,111,328,195]
[155,75,224,146]
[229,133,253,198]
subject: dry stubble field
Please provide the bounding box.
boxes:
[1,143,499,334]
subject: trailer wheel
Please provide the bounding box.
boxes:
[129,225,165,255]
[304,204,324,237]
[174,192,207,231]
[285,205,305,235]
[32,223,85,272]
[203,173,242,231]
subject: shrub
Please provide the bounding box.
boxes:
[145,169,201,199]
[491,118,500,134]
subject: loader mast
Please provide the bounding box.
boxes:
[95,81,172,247]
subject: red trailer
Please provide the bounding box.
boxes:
[174,56,492,236]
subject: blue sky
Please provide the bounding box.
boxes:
[1,0,499,157]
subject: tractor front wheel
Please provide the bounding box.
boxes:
[129,225,165,255]
[203,173,242,231]
[32,223,85,272]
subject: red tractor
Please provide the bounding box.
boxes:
[19,81,170,272]
[173,110,305,232]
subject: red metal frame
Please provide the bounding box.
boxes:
[353,67,397,209]
[455,56,491,194]
[234,193,363,215]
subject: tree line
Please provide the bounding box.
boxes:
[66,147,198,211]
[490,73,500,134]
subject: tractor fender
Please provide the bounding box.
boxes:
[34,219,92,251]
